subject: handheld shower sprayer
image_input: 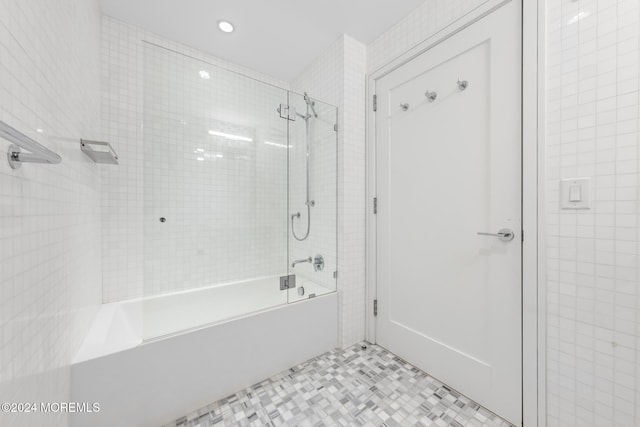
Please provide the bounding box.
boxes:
[291,92,317,241]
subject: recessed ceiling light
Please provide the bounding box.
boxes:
[199,70,210,79]
[218,20,234,33]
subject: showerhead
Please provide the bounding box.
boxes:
[304,92,319,118]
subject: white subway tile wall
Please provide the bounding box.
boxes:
[100,17,291,302]
[545,0,640,426]
[0,0,102,426]
[341,36,367,348]
[103,15,342,336]
[291,35,367,347]
[142,43,289,296]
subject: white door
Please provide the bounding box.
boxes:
[375,2,522,425]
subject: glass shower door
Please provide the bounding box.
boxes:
[286,92,338,303]
[142,43,290,340]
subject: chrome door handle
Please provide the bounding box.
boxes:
[477,228,515,242]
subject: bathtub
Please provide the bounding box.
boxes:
[70,276,338,427]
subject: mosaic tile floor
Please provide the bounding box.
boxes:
[162,344,514,427]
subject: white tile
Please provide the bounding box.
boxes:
[0,1,102,426]
[545,0,640,424]
[100,18,292,302]
[291,34,367,348]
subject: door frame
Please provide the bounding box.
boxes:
[364,1,546,426]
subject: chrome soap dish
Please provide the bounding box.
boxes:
[81,139,119,165]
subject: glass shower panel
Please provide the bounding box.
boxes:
[142,43,289,340]
[287,92,338,302]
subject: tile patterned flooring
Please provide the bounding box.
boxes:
[162,344,514,427]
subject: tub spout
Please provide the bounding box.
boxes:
[291,257,312,268]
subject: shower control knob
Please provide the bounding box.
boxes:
[313,254,325,272]
[159,217,166,223]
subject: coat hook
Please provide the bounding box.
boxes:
[425,90,437,102]
[457,78,469,91]
[399,103,409,111]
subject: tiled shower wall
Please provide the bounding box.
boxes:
[291,35,367,348]
[545,0,640,425]
[100,17,290,302]
[0,0,103,426]
[102,16,342,321]
[141,44,289,296]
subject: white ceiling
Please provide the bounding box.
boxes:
[99,0,425,81]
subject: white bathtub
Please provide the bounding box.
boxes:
[70,276,338,427]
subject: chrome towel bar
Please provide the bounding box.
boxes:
[0,120,62,169]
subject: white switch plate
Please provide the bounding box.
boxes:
[560,177,591,209]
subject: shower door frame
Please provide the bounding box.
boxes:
[364,0,544,426]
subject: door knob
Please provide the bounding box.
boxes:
[477,228,515,242]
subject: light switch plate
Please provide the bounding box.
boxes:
[560,177,591,209]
